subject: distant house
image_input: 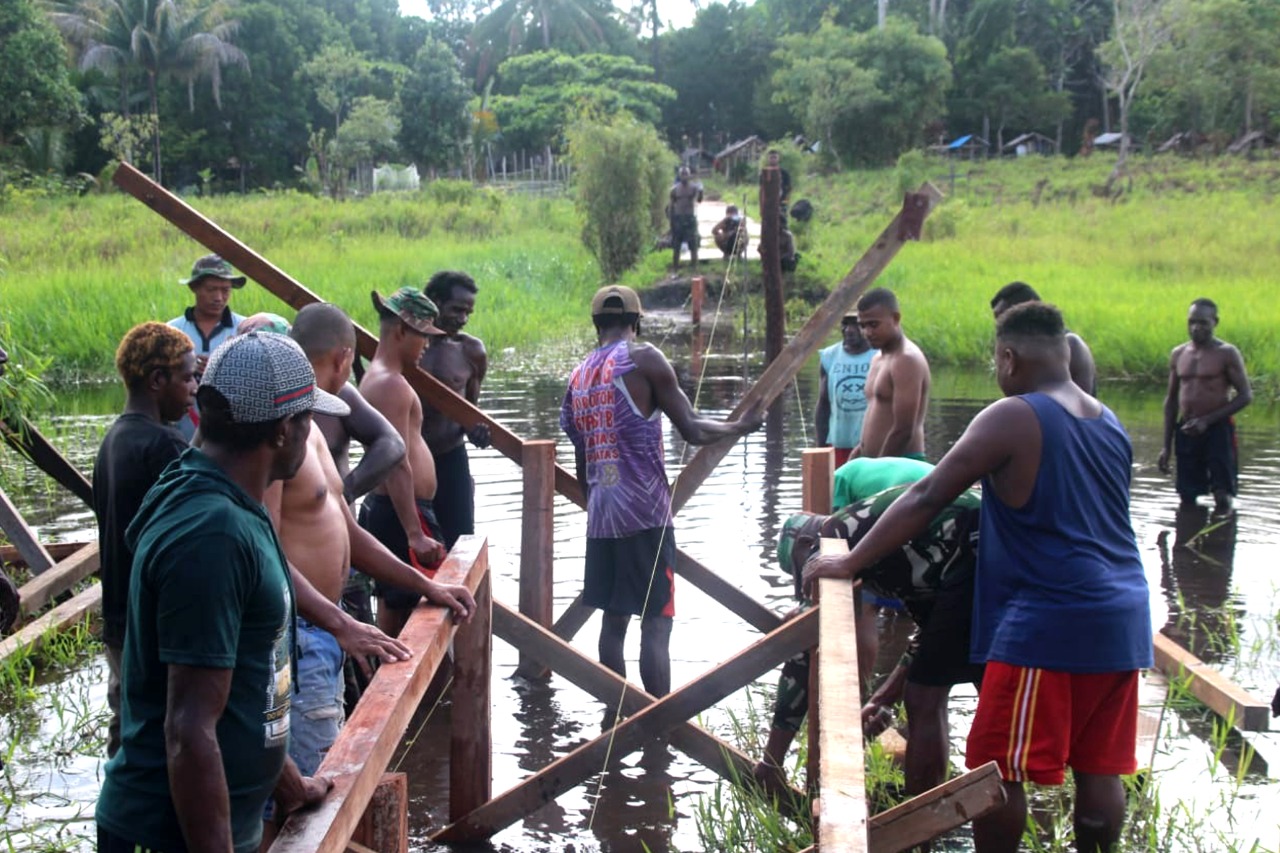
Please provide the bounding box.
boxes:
[1002,132,1057,157]
[931,134,990,160]
[1227,130,1275,155]
[1092,132,1136,150]
[713,136,766,178]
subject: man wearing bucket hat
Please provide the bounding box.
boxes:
[96,331,348,853]
[757,485,984,805]
[167,254,248,439]
[358,287,450,637]
[560,285,763,698]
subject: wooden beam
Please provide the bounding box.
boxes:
[111,163,588,511]
[669,184,944,516]
[435,607,820,841]
[270,536,489,853]
[552,548,783,644]
[760,163,784,364]
[450,572,492,822]
[802,448,835,514]
[1152,632,1271,731]
[816,538,868,851]
[0,540,88,567]
[1,418,95,510]
[0,583,100,664]
[17,541,100,618]
[491,601,810,820]
[866,761,1005,853]
[516,440,554,679]
[0,486,54,576]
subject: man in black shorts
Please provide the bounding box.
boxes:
[756,485,983,799]
[669,167,703,273]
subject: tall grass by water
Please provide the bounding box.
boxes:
[1,182,600,381]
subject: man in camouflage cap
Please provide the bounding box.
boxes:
[357,288,449,636]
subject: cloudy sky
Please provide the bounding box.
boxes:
[396,1,740,33]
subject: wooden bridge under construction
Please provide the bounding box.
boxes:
[2,162,1273,852]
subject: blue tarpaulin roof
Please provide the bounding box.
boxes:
[947,135,974,149]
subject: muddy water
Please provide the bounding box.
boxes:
[3,326,1278,852]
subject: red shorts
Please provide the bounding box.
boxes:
[965,661,1139,785]
[833,447,854,468]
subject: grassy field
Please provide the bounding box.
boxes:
[0,181,601,381]
[4,155,1280,393]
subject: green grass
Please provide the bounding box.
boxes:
[0,183,600,381]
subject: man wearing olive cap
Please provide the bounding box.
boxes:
[167,254,248,439]
[560,285,762,697]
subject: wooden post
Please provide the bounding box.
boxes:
[691,275,705,325]
[349,773,407,853]
[516,440,555,680]
[760,162,784,364]
[801,448,835,514]
[451,570,492,821]
[1,418,95,510]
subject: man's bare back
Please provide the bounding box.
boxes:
[360,361,437,500]
[418,332,486,454]
[858,339,931,458]
[271,427,352,603]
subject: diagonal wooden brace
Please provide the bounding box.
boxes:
[434,607,819,842]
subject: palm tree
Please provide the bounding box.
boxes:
[472,0,612,56]
[52,0,248,184]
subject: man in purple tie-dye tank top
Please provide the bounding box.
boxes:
[561,285,763,696]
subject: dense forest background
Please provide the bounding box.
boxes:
[2,0,1278,194]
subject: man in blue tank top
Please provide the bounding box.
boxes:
[804,302,1152,853]
[561,285,762,696]
[815,312,875,467]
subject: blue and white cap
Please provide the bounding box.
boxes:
[201,332,349,424]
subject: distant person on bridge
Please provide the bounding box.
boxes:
[419,270,490,550]
[805,302,1153,853]
[815,312,875,468]
[849,288,930,461]
[990,281,1096,395]
[560,285,762,697]
[669,167,703,274]
[711,205,749,260]
[1158,297,1252,514]
[358,288,450,636]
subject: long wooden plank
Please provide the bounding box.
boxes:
[17,541,100,618]
[0,486,54,575]
[816,537,868,851]
[435,607,820,841]
[492,601,809,818]
[1,417,95,510]
[1152,632,1271,732]
[0,540,88,567]
[450,572,492,821]
[0,583,100,663]
[669,184,944,516]
[111,163,589,510]
[867,761,1005,853]
[517,441,554,679]
[270,536,489,853]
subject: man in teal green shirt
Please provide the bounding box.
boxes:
[96,332,349,853]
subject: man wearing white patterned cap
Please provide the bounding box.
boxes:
[96,332,347,853]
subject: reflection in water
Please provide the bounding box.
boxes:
[588,742,677,853]
[1158,506,1239,663]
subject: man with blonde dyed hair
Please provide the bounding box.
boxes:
[93,322,198,757]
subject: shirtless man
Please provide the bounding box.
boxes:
[990,281,1096,395]
[419,271,490,549]
[265,321,474,781]
[851,288,930,460]
[1158,298,1252,513]
[358,287,450,636]
[669,167,703,272]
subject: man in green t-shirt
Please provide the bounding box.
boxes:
[96,332,350,853]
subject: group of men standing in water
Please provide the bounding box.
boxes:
[31,241,1255,853]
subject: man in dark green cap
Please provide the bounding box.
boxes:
[168,254,248,439]
[358,287,450,636]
